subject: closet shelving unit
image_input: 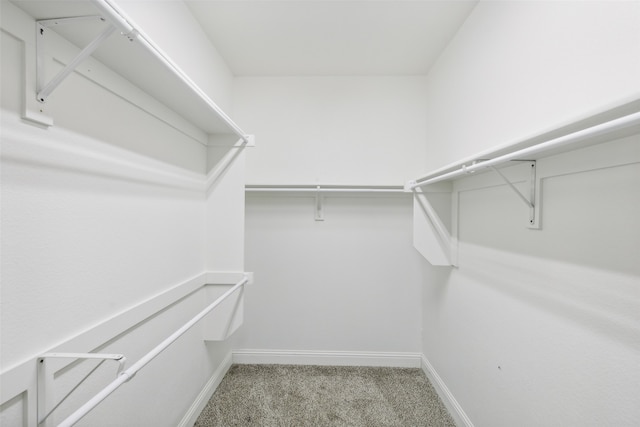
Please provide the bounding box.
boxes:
[245,184,408,221]
[407,99,640,266]
[49,276,250,427]
[14,0,251,146]
[6,1,253,426]
[246,184,406,193]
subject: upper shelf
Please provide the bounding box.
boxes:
[408,98,640,190]
[11,0,248,141]
[246,184,406,194]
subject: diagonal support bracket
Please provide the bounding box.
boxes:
[37,352,126,427]
[490,161,537,227]
[36,16,115,103]
[413,190,453,265]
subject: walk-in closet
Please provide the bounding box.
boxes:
[1,1,639,426]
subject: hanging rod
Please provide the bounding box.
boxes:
[245,185,406,193]
[246,185,407,221]
[56,275,249,427]
[407,110,640,190]
[38,353,126,425]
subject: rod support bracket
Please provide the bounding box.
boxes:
[121,29,139,42]
[527,161,539,229]
[241,134,256,146]
[36,15,116,104]
[37,353,126,426]
[404,181,417,192]
[315,186,324,221]
[489,161,538,228]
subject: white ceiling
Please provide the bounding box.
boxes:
[185,0,478,76]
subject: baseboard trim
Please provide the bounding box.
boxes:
[178,351,233,427]
[421,354,474,427]
[232,349,422,368]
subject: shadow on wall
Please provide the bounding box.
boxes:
[448,155,640,352]
[420,258,454,302]
[457,161,640,278]
[456,242,640,353]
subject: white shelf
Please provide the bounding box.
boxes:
[12,0,248,140]
[409,98,640,189]
[245,185,409,221]
[246,184,407,194]
[409,98,640,267]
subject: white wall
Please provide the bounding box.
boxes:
[1,1,244,425]
[231,76,429,362]
[423,0,640,172]
[234,76,428,185]
[423,137,640,426]
[235,194,425,360]
[205,150,247,272]
[420,1,640,426]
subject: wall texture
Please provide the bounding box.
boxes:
[1,2,244,425]
[422,0,640,172]
[235,195,425,361]
[233,76,428,186]
[231,75,431,364]
[420,1,640,425]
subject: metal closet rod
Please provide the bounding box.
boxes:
[89,0,249,142]
[245,185,406,193]
[408,110,640,190]
[56,276,249,427]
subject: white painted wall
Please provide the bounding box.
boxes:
[205,149,246,272]
[1,1,244,425]
[423,137,640,426]
[233,76,428,185]
[420,2,640,425]
[423,0,640,172]
[231,76,429,362]
[235,194,425,359]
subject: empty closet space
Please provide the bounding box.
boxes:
[1,1,639,426]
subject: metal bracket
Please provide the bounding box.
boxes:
[37,352,126,427]
[315,186,324,221]
[36,16,115,103]
[404,180,417,192]
[489,160,537,227]
[413,190,453,266]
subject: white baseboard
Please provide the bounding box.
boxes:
[178,351,233,427]
[421,354,474,427]
[232,349,422,368]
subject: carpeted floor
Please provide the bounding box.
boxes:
[194,364,456,427]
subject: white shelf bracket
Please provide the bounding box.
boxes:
[489,161,537,227]
[37,352,126,427]
[315,186,324,221]
[413,190,454,266]
[36,16,116,103]
[404,180,417,192]
[205,136,254,192]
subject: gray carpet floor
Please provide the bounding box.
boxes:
[195,364,456,427]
